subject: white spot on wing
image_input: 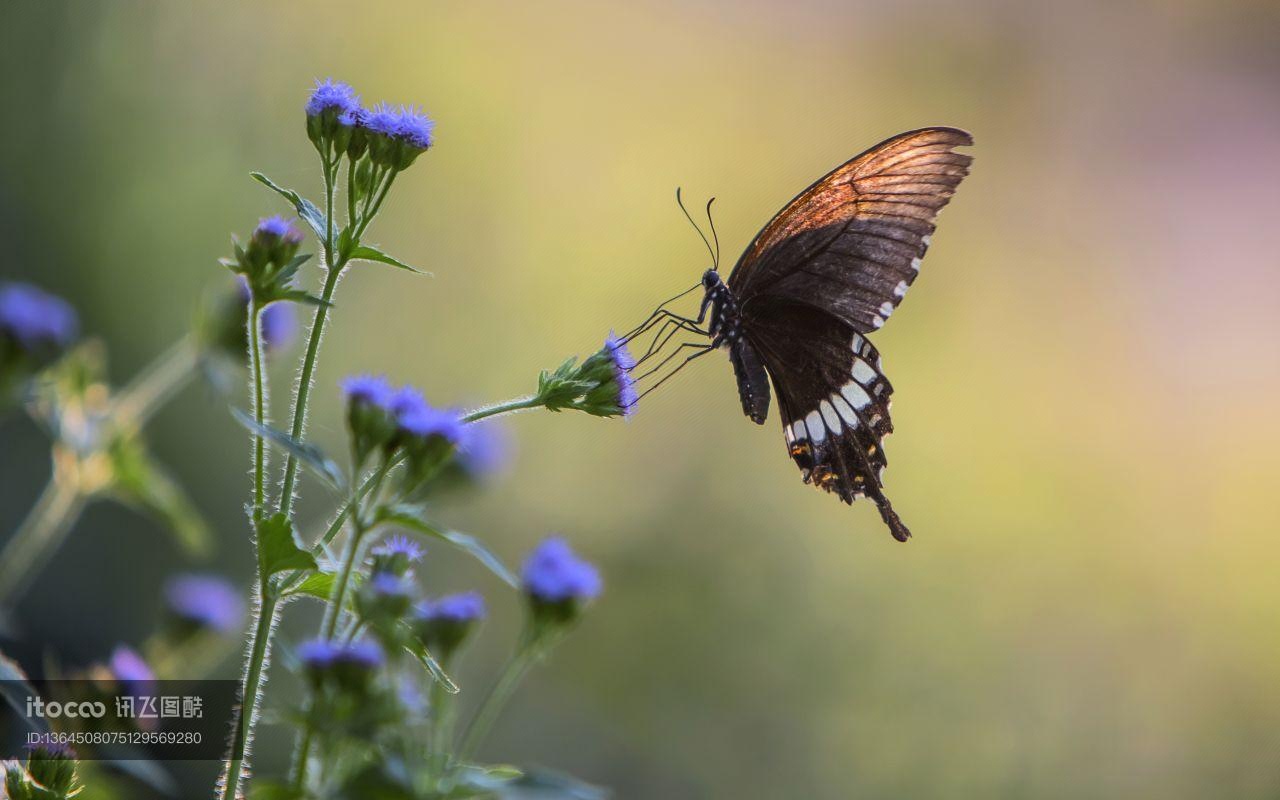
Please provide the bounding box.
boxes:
[878,301,894,317]
[831,394,859,426]
[805,410,826,443]
[922,234,932,247]
[791,420,808,441]
[871,316,885,329]
[894,280,909,297]
[819,400,841,434]
[851,358,877,385]
[910,257,922,272]
[841,381,872,410]
[850,333,863,353]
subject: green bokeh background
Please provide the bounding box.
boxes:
[3,1,1280,797]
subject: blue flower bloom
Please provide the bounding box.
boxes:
[255,215,303,244]
[392,105,435,150]
[260,301,297,352]
[337,638,384,670]
[605,332,638,416]
[164,574,244,635]
[388,385,429,418]
[458,420,511,478]
[415,591,486,624]
[0,282,79,350]
[298,638,341,671]
[341,373,395,409]
[305,79,360,118]
[109,646,155,694]
[371,534,424,564]
[522,537,602,604]
[398,405,466,445]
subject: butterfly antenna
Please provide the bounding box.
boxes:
[705,197,720,270]
[676,187,716,267]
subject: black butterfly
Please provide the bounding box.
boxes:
[634,127,973,542]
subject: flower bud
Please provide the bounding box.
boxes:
[369,535,424,578]
[389,387,466,489]
[362,103,434,172]
[305,79,361,157]
[340,374,397,467]
[25,743,78,797]
[109,645,155,697]
[521,537,602,630]
[412,591,486,662]
[0,282,79,393]
[163,573,245,639]
[356,572,417,624]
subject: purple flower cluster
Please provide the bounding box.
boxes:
[604,332,638,416]
[415,591,487,624]
[164,573,245,635]
[340,374,466,446]
[254,215,304,245]
[305,78,360,120]
[371,534,425,564]
[0,282,79,350]
[298,637,385,671]
[364,102,435,150]
[522,537,603,604]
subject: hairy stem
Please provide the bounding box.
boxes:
[0,467,84,609]
[220,586,280,800]
[249,303,268,523]
[457,643,537,762]
[463,396,543,424]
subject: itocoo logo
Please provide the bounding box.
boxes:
[26,696,107,719]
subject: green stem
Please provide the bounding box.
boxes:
[249,302,268,523]
[353,171,396,241]
[320,515,367,640]
[110,336,198,427]
[277,262,344,516]
[457,644,538,762]
[463,396,543,424]
[429,671,458,776]
[0,470,85,609]
[220,585,280,800]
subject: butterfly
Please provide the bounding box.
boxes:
[639,127,973,542]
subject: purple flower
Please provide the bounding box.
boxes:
[0,282,79,350]
[522,537,603,604]
[109,646,155,695]
[371,534,424,564]
[457,420,511,478]
[337,638,384,669]
[398,406,466,445]
[260,301,297,352]
[363,103,435,150]
[388,385,429,418]
[255,215,303,244]
[341,373,395,409]
[305,78,360,118]
[164,574,244,635]
[298,638,341,671]
[415,591,486,624]
[605,332,638,416]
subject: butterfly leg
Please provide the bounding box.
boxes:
[633,318,707,367]
[635,344,716,401]
[622,308,707,344]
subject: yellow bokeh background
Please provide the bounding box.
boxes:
[3,1,1280,797]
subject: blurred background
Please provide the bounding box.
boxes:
[3,0,1280,797]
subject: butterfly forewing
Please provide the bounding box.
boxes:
[729,127,973,333]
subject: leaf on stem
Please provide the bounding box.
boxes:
[376,505,518,588]
[404,638,460,694]
[257,513,318,577]
[230,406,346,491]
[285,569,363,607]
[349,244,430,275]
[250,172,328,240]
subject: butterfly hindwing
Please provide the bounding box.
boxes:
[742,296,910,541]
[728,127,973,334]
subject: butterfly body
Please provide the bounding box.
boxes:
[697,126,973,542]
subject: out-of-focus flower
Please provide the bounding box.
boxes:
[260,301,297,352]
[412,591,486,661]
[398,405,466,445]
[0,283,79,351]
[341,374,398,465]
[164,573,245,636]
[522,537,602,612]
[203,277,300,362]
[15,742,79,799]
[457,419,512,479]
[357,572,416,623]
[109,645,155,695]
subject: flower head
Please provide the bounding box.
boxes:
[342,374,395,409]
[305,78,360,118]
[164,574,244,635]
[604,331,638,416]
[338,638,385,670]
[362,103,435,169]
[522,537,603,604]
[415,591,486,624]
[388,384,429,419]
[457,420,511,479]
[109,645,155,695]
[371,534,425,566]
[0,282,79,351]
[357,572,416,622]
[398,405,466,445]
[298,638,342,671]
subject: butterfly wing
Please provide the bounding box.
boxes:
[728,127,973,332]
[743,295,910,541]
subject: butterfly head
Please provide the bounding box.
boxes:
[701,268,721,290]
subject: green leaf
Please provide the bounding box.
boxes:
[450,765,524,795]
[377,505,518,588]
[275,289,331,308]
[0,649,48,732]
[230,406,346,491]
[349,244,430,275]
[257,513,318,577]
[250,172,328,240]
[404,638,459,694]
[106,435,213,555]
[285,570,363,608]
